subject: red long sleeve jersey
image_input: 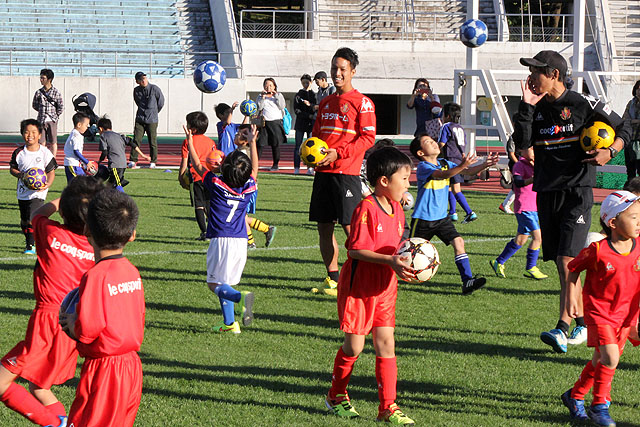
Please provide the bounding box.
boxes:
[312,89,376,175]
[75,256,145,359]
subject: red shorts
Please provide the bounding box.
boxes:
[1,307,78,389]
[68,351,142,427]
[587,324,631,352]
[338,280,397,336]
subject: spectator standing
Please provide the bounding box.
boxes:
[313,71,336,118]
[256,78,286,171]
[622,80,640,184]
[293,74,316,174]
[406,78,440,137]
[32,69,64,158]
[129,72,164,169]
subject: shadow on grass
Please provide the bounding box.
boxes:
[0,290,34,301]
[250,255,319,265]
[145,320,212,334]
[146,301,215,315]
[0,305,32,317]
[0,263,35,272]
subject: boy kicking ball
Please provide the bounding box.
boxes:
[184,123,258,333]
[326,147,415,425]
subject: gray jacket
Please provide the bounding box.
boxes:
[134,84,164,124]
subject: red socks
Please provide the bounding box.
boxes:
[328,347,358,400]
[46,400,67,418]
[0,383,60,426]
[571,361,596,400]
[376,356,397,413]
[593,363,615,405]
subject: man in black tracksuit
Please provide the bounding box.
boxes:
[513,50,630,354]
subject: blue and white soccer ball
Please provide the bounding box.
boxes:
[240,99,257,116]
[460,19,488,48]
[193,60,226,94]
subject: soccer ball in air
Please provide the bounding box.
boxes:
[193,60,226,94]
[205,149,225,172]
[24,167,47,190]
[580,121,615,152]
[396,237,440,283]
[460,19,488,48]
[300,137,328,167]
[240,99,258,116]
[84,160,99,176]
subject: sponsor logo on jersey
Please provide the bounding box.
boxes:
[362,126,375,132]
[361,97,374,113]
[559,107,571,120]
[539,123,574,135]
[345,189,353,198]
[635,256,640,271]
[576,215,585,224]
[50,237,94,261]
[341,103,350,113]
[321,112,349,122]
[361,211,368,224]
[376,223,383,232]
[323,104,330,110]
[108,278,142,297]
[5,357,17,367]
[606,262,615,272]
[398,221,403,236]
[535,113,544,121]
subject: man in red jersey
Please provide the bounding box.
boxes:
[310,47,376,295]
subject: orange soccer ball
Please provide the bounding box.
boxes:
[205,149,225,172]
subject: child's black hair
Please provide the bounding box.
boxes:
[333,47,359,69]
[72,112,89,127]
[443,102,462,123]
[600,219,612,239]
[623,176,640,194]
[59,176,104,234]
[214,103,232,119]
[409,132,433,159]
[221,150,252,188]
[364,138,395,159]
[86,189,139,250]
[301,73,312,81]
[40,68,54,81]
[20,119,42,135]
[97,116,112,130]
[186,111,209,135]
[366,146,412,186]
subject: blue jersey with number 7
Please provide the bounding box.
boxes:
[203,172,257,238]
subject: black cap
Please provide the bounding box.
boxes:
[134,71,147,81]
[314,71,327,80]
[519,50,567,75]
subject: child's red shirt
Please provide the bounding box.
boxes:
[568,238,640,328]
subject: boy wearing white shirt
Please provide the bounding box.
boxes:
[63,112,91,183]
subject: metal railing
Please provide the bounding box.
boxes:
[238,9,593,43]
[0,47,243,78]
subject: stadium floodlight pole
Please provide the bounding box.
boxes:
[463,0,479,155]
[572,0,586,93]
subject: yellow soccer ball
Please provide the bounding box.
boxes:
[580,121,615,152]
[300,137,328,167]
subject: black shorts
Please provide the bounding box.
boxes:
[409,217,460,245]
[106,168,126,187]
[18,198,44,225]
[450,173,464,185]
[192,181,210,209]
[309,172,361,224]
[537,187,593,261]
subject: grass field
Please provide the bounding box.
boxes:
[1,169,640,427]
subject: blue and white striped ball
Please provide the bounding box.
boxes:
[193,60,226,94]
[240,99,257,116]
[460,19,488,48]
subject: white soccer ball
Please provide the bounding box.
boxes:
[193,60,226,93]
[402,192,414,211]
[396,237,440,283]
[584,231,606,248]
[460,19,488,48]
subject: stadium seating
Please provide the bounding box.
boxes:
[0,0,216,77]
[609,0,640,73]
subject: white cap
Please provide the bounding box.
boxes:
[600,190,639,223]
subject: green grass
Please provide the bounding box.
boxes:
[1,170,640,426]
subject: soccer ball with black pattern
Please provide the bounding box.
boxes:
[59,287,80,339]
[193,60,226,94]
[396,237,440,283]
[24,167,47,190]
[580,121,615,152]
[460,19,488,48]
[240,99,258,116]
[300,137,328,167]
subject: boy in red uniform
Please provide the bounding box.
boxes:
[310,47,376,295]
[0,176,102,427]
[562,190,640,426]
[325,147,415,425]
[60,189,145,427]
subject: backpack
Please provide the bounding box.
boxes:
[282,108,292,135]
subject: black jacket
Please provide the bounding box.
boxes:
[293,89,316,131]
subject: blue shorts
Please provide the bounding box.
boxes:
[246,191,257,214]
[516,211,540,235]
[65,166,85,183]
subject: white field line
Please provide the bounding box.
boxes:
[0,237,508,262]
